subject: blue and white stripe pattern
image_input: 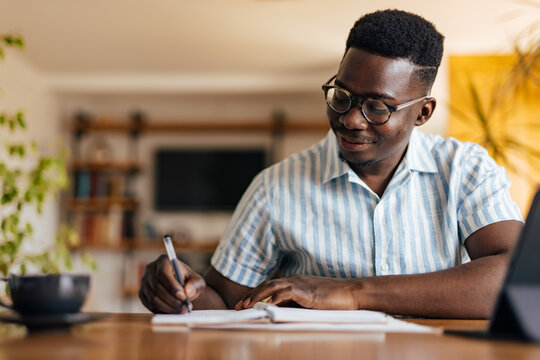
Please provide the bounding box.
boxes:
[211,129,523,288]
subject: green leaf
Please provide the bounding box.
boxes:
[81,253,97,272]
[25,222,33,235]
[64,254,73,271]
[68,228,79,247]
[1,194,12,205]
[0,262,8,277]
[16,111,26,129]
[7,145,25,157]
[20,263,26,275]
[2,35,24,49]
[5,241,17,261]
[15,232,24,246]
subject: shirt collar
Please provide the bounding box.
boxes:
[321,128,438,184]
[403,128,438,174]
[321,131,349,184]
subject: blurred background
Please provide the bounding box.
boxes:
[0,0,538,312]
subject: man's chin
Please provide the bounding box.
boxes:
[338,152,375,168]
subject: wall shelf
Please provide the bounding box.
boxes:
[71,160,141,172]
[130,239,219,252]
[66,197,139,211]
[73,118,330,134]
[72,238,219,253]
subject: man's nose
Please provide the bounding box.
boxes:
[339,106,369,130]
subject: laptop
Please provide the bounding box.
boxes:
[447,188,540,341]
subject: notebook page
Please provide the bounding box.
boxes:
[193,317,439,333]
[152,308,267,325]
[255,303,388,324]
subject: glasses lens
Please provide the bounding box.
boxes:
[326,87,351,113]
[362,100,391,124]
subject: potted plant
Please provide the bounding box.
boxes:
[0,34,95,278]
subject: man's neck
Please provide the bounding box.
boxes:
[348,145,409,198]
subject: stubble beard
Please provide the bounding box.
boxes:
[338,151,375,168]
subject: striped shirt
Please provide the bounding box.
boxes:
[211,129,523,288]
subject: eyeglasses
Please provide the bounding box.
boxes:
[322,75,428,125]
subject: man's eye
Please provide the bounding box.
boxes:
[333,96,349,104]
[334,91,349,101]
[364,100,389,114]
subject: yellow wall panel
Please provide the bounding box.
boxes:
[448,55,540,215]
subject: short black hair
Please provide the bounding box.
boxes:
[345,9,444,90]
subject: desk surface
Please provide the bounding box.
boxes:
[0,313,539,360]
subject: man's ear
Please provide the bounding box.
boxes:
[415,97,436,126]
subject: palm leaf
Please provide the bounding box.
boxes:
[506,137,540,158]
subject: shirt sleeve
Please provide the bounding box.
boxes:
[211,170,282,288]
[457,143,524,242]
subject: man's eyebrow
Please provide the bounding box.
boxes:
[335,79,396,101]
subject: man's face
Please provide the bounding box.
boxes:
[328,47,428,172]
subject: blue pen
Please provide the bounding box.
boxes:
[163,235,192,313]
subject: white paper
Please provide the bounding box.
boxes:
[261,303,387,323]
[152,308,267,325]
[153,303,387,326]
[192,317,440,333]
[151,302,440,333]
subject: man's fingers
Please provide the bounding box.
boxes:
[183,271,205,299]
[152,293,181,314]
[141,278,191,314]
[155,281,184,309]
[156,256,185,296]
[236,282,282,309]
[268,287,301,307]
[235,278,316,310]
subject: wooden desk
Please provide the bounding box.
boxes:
[0,313,539,360]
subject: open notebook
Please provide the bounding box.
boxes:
[152,302,437,333]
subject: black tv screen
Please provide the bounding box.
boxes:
[154,148,267,211]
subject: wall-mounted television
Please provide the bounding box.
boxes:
[154,148,268,211]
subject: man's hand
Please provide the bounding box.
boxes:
[235,275,360,310]
[139,254,206,314]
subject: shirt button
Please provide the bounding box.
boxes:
[381,263,389,272]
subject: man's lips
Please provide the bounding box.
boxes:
[338,134,378,151]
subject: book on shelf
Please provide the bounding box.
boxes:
[76,171,90,198]
[109,175,126,197]
[73,171,128,199]
[72,210,137,247]
[107,206,124,248]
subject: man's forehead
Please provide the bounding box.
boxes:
[337,48,419,98]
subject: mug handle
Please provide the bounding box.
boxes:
[0,277,13,310]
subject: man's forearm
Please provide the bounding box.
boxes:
[356,253,510,318]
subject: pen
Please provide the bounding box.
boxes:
[163,234,192,313]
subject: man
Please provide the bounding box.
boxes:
[139,9,523,318]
